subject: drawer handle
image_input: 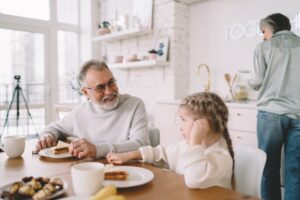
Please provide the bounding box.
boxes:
[237,113,242,116]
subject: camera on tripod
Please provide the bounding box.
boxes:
[1,75,38,138]
[14,75,21,80]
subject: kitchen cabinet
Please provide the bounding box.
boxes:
[227,101,285,194]
[226,102,257,148]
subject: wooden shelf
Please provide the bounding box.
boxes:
[93,28,153,42]
[109,60,168,69]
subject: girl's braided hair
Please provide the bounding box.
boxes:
[179,92,235,189]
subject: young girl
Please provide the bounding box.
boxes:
[107,92,235,189]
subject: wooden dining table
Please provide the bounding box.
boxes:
[0,139,259,200]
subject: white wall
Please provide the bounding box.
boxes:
[189,0,300,98]
[96,0,190,125]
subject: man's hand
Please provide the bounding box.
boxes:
[34,134,57,152]
[69,138,97,159]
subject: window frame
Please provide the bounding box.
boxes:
[0,0,81,124]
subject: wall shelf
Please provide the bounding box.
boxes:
[93,28,153,42]
[109,60,168,69]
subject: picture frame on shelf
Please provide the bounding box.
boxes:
[132,0,153,29]
[155,36,169,61]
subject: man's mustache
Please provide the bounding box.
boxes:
[102,93,118,101]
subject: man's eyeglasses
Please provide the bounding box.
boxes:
[84,78,117,93]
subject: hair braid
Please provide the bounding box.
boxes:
[223,126,236,189]
[180,92,235,189]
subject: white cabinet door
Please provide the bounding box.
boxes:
[228,107,257,133]
[229,130,258,148]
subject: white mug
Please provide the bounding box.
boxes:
[0,135,26,158]
[71,162,105,195]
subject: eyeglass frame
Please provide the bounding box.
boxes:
[83,78,117,93]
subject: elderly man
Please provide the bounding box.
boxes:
[35,59,149,158]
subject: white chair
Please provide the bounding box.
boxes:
[234,146,266,198]
[148,127,160,147]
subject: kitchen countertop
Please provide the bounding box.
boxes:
[156,99,257,109]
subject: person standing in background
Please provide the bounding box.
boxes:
[249,13,300,200]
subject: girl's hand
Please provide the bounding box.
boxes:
[189,119,210,146]
[106,152,132,164]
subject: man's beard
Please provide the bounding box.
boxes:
[99,93,119,110]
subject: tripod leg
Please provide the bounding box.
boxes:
[1,86,18,137]
[19,87,39,137]
[16,85,20,134]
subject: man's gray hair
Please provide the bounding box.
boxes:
[260,13,291,34]
[78,59,110,86]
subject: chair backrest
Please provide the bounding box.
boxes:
[234,146,266,198]
[148,127,160,147]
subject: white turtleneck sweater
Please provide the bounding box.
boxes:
[139,137,233,189]
[40,94,150,158]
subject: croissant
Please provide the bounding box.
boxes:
[9,181,23,194]
[26,179,42,190]
[18,185,35,197]
[43,183,57,193]
[36,177,50,186]
[32,188,52,200]
[50,177,64,190]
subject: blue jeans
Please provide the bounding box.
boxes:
[257,110,300,200]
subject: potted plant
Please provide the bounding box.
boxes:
[148,49,158,60]
[98,21,111,35]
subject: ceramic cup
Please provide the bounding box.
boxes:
[114,55,123,63]
[0,135,26,158]
[71,162,105,195]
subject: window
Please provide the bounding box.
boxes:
[0,0,81,137]
[57,0,78,25]
[0,0,49,20]
[58,30,80,103]
[0,28,45,137]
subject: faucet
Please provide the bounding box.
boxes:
[197,63,211,92]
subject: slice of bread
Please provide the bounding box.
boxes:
[104,171,128,181]
[53,146,69,155]
[52,141,69,155]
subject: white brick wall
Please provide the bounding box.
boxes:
[96,0,190,122]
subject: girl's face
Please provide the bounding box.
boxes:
[178,108,196,142]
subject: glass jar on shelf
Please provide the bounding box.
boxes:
[233,70,250,101]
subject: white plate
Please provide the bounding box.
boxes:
[0,178,68,199]
[59,195,88,200]
[39,147,74,159]
[103,166,154,188]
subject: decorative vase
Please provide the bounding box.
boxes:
[98,28,111,35]
[149,53,157,60]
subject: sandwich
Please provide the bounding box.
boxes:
[104,171,128,181]
[52,141,70,155]
[53,146,69,155]
[104,164,128,181]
